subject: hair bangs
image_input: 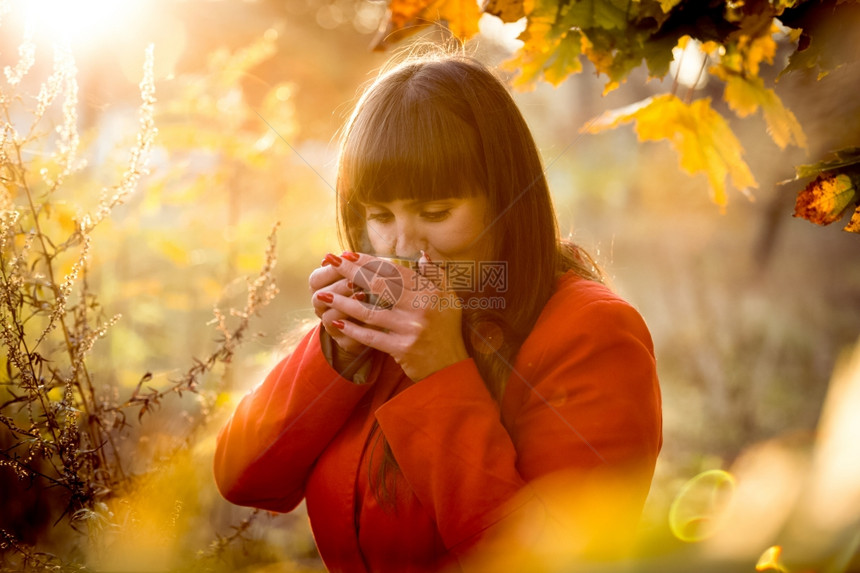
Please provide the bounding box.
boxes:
[340,87,487,206]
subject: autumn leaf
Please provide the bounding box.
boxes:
[717,28,777,79]
[483,0,525,23]
[844,207,860,233]
[505,47,555,89]
[505,0,678,91]
[584,94,757,207]
[496,0,680,91]
[793,172,859,228]
[714,69,807,149]
[791,146,860,180]
[504,0,584,88]
[389,0,434,29]
[503,9,557,88]
[779,0,860,79]
[428,0,482,39]
[783,147,860,232]
[544,33,583,85]
[374,0,482,50]
[560,0,630,30]
[742,31,777,76]
[641,33,678,78]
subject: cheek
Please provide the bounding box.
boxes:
[365,224,387,253]
[429,219,487,259]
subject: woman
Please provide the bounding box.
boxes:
[214,52,662,572]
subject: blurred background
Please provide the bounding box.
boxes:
[1,0,859,570]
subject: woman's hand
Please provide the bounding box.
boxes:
[316,252,469,381]
[308,255,370,358]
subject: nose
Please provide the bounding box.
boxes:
[394,219,425,259]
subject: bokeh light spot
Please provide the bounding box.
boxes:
[756,545,787,572]
[316,4,345,30]
[470,320,504,355]
[669,469,736,542]
[276,84,293,102]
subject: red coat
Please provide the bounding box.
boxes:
[214,272,662,571]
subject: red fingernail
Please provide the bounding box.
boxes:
[324,253,342,267]
[317,292,334,303]
[342,251,360,262]
[353,291,365,301]
[347,281,354,289]
[321,258,330,267]
[332,319,345,330]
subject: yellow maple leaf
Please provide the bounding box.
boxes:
[389,0,433,27]
[793,172,858,226]
[742,28,777,77]
[659,0,682,12]
[719,72,760,117]
[483,0,526,23]
[503,0,569,89]
[426,0,482,40]
[376,0,481,47]
[522,0,535,16]
[584,94,757,207]
[580,34,616,92]
[758,89,807,150]
[716,71,807,149]
[506,46,555,90]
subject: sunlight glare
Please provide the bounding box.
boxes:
[25,0,143,47]
[670,38,709,90]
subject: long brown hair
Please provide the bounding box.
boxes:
[334,50,602,503]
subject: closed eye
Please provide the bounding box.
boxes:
[421,210,451,222]
[366,212,393,223]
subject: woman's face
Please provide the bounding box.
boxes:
[361,196,493,264]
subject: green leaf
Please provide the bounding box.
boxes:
[544,33,583,85]
[561,0,630,30]
[792,147,860,180]
[642,32,680,78]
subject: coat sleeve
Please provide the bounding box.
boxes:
[213,323,379,512]
[374,296,662,562]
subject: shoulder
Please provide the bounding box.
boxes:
[547,271,626,310]
[539,272,649,332]
[523,271,654,356]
